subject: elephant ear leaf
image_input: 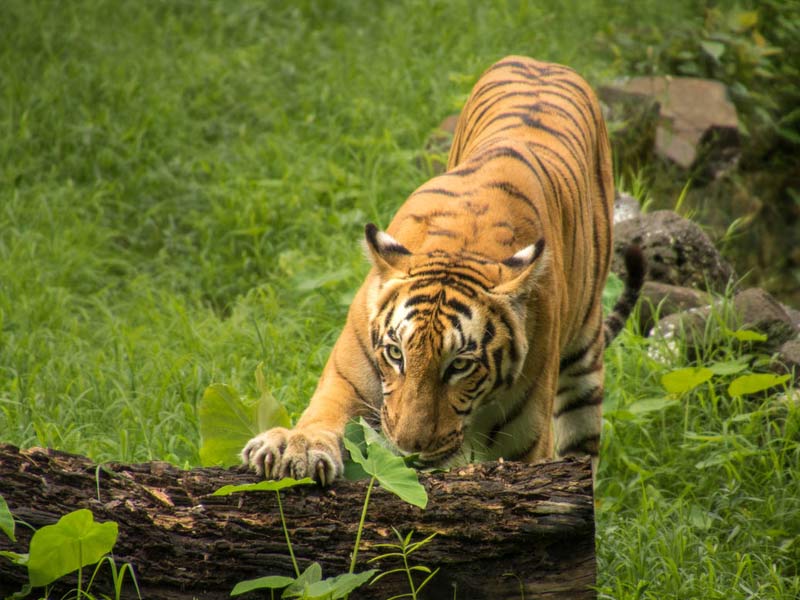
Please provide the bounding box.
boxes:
[199,364,290,467]
[343,418,428,509]
[27,510,118,588]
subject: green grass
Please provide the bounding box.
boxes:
[598,322,800,598]
[1,1,797,598]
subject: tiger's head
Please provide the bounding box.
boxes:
[363,223,547,465]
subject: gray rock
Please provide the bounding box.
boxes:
[652,286,798,357]
[599,84,661,168]
[602,76,740,179]
[638,281,711,334]
[773,339,800,383]
[614,191,642,224]
[613,210,735,294]
[730,288,797,345]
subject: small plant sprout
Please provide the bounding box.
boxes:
[369,528,440,600]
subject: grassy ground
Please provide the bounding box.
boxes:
[1,1,797,598]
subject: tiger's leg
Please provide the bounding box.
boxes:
[553,311,606,478]
[242,287,380,485]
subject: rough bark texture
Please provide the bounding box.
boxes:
[0,444,596,600]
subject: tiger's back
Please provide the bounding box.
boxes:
[242,56,640,484]
[393,56,612,351]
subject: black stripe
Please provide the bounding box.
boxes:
[354,329,382,382]
[470,88,543,120]
[560,359,602,381]
[525,100,591,154]
[553,386,602,418]
[334,360,371,408]
[559,327,602,370]
[444,311,463,332]
[404,308,425,321]
[409,277,479,300]
[558,434,600,457]
[526,141,582,197]
[381,291,399,330]
[409,268,490,292]
[538,87,594,135]
[445,297,473,319]
[412,187,460,197]
[429,229,457,238]
[519,114,585,169]
[497,312,517,362]
[405,294,438,307]
[506,438,537,461]
[446,162,483,177]
[481,320,496,347]
[411,262,494,286]
[487,181,541,223]
[487,382,534,448]
[528,151,560,204]
[482,145,540,180]
[490,347,505,392]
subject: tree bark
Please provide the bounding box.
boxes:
[0,444,595,599]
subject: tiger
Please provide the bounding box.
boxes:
[242,55,645,485]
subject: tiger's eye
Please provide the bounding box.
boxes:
[386,344,403,362]
[451,357,469,371]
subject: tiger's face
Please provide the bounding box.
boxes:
[364,224,545,464]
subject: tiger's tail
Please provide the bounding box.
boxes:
[603,245,646,346]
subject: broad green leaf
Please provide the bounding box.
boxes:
[343,419,424,480]
[343,459,370,481]
[213,478,314,496]
[27,509,118,587]
[728,373,791,397]
[198,383,258,467]
[707,358,750,376]
[344,437,428,509]
[628,397,679,415]
[724,328,768,343]
[290,570,377,599]
[255,364,291,432]
[282,562,322,598]
[0,494,15,542]
[661,367,714,394]
[231,575,295,595]
[199,376,289,467]
[344,420,368,455]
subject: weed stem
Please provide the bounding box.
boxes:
[349,475,376,575]
[275,491,300,577]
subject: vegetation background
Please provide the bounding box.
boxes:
[1,1,798,598]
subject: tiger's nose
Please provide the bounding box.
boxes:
[394,428,433,454]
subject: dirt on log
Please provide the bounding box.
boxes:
[0,444,596,599]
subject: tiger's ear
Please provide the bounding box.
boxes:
[364,223,412,277]
[492,238,547,298]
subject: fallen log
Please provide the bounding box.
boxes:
[0,444,595,599]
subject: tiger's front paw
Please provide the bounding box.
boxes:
[241,427,343,486]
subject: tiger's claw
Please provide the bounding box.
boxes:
[242,427,343,486]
